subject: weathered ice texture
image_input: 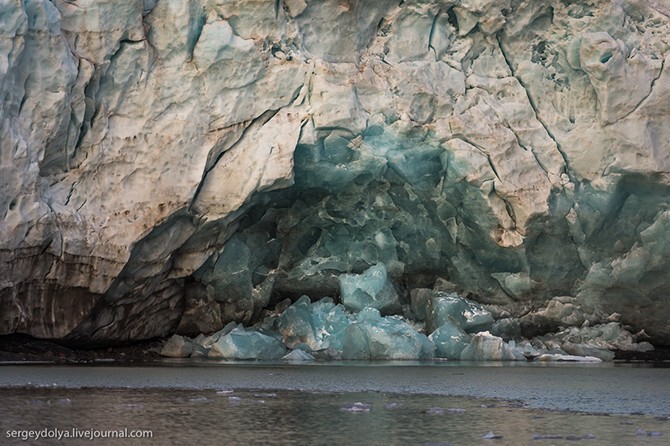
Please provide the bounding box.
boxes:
[339,263,400,314]
[160,288,653,361]
[1,0,670,347]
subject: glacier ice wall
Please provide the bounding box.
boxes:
[1,0,670,346]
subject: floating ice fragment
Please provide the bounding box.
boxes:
[340,402,372,412]
[537,354,602,363]
[228,396,241,404]
[482,431,503,439]
[424,407,445,415]
[384,402,402,409]
[119,403,144,410]
[637,429,664,437]
[188,397,209,403]
[216,390,234,395]
[339,263,401,314]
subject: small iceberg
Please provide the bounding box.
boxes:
[426,291,493,333]
[537,353,602,362]
[460,332,525,361]
[277,296,350,351]
[208,325,286,360]
[429,318,471,360]
[159,334,194,358]
[282,349,316,361]
[342,308,434,360]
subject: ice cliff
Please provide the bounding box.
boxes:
[1,0,670,349]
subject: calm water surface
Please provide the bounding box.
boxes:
[0,362,668,445]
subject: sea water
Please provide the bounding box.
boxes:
[0,362,668,445]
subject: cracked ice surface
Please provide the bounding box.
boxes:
[1,0,670,348]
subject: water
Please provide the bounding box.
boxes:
[0,362,668,445]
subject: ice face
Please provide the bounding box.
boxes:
[342,308,435,360]
[208,325,286,359]
[339,263,401,314]
[4,0,670,350]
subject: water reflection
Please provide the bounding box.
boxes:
[0,387,667,445]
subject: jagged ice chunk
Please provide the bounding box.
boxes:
[342,307,434,360]
[339,263,401,314]
[426,291,494,333]
[208,325,286,359]
[429,318,471,359]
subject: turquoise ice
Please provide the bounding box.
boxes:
[339,263,401,314]
[342,308,435,360]
[426,291,494,333]
[429,318,471,359]
[208,325,286,360]
[276,296,350,351]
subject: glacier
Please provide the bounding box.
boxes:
[1,0,670,356]
[160,289,651,361]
